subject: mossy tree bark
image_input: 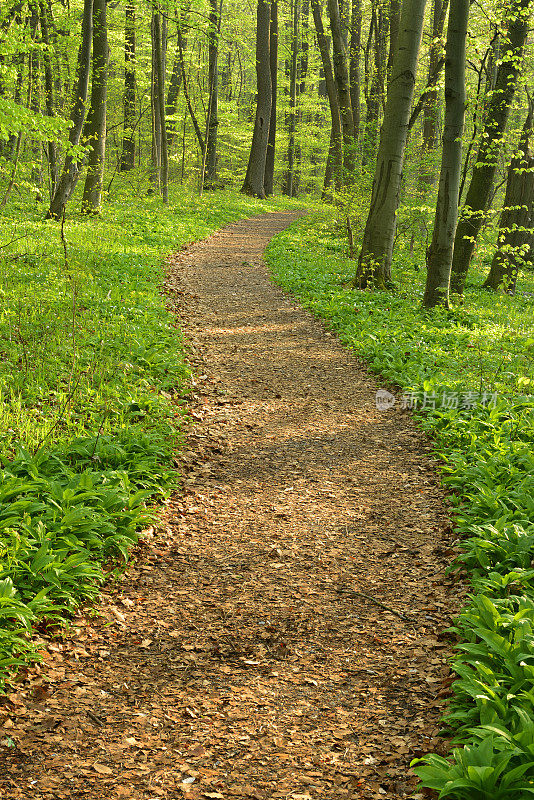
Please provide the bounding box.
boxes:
[328,0,356,178]
[264,0,278,196]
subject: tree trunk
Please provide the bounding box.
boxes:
[242,0,272,198]
[328,0,355,177]
[264,0,278,196]
[450,0,533,294]
[362,1,388,166]
[29,1,42,187]
[153,9,168,202]
[311,0,343,193]
[81,0,108,214]
[483,98,534,293]
[166,6,189,150]
[283,0,299,196]
[423,0,469,308]
[419,0,448,185]
[120,0,136,172]
[349,0,361,138]
[45,0,92,219]
[387,0,400,80]
[149,14,161,194]
[38,0,57,193]
[354,0,427,288]
[205,0,220,187]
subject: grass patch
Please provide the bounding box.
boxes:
[266,209,534,799]
[0,184,301,688]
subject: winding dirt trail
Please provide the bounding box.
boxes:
[1,211,457,800]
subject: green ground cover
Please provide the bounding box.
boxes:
[267,210,534,799]
[0,186,299,687]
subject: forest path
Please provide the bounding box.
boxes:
[3,211,456,800]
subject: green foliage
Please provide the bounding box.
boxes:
[266,211,534,798]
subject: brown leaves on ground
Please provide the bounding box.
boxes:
[0,212,462,800]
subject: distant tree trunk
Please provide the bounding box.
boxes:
[450,0,533,294]
[362,1,388,166]
[423,0,469,308]
[283,0,299,196]
[311,0,342,194]
[45,0,92,219]
[483,97,534,293]
[38,0,57,192]
[204,0,220,187]
[349,0,361,138]
[120,0,136,172]
[264,0,278,196]
[29,1,42,187]
[242,0,272,198]
[419,0,448,185]
[153,9,168,202]
[328,0,355,177]
[81,0,108,214]
[354,0,427,288]
[176,17,205,155]
[166,6,189,150]
[149,14,161,194]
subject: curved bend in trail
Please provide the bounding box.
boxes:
[3,211,455,800]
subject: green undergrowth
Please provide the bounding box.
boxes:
[0,184,301,688]
[266,210,534,799]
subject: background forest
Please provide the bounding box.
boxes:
[0,0,534,796]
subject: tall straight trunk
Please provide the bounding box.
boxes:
[205,0,220,187]
[328,0,355,177]
[153,9,168,202]
[419,0,448,184]
[264,0,278,195]
[423,0,469,308]
[349,0,361,138]
[311,0,342,193]
[38,0,57,192]
[362,2,388,166]
[386,0,400,79]
[120,0,136,172]
[242,0,272,198]
[46,0,92,219]
[149,15,161,194]
[450,0,533,294]
[283,0,299,196]
[483,98,534,293]
[176,17,205,155]
[355,0,427,288]
[166,7,189,150]
[29,1,42,186]
[81,0,108,213]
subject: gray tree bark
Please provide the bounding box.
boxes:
[82,0,108,213]
[242,0,272,198]
[45,0,92,219]
[355,0,427,288]
[264,0,278,196]
[328,0,356,177]
[423,0,469,308]
[120,0,136,171]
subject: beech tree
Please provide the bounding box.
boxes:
[242,0,272,198]
[81,0,108,214]
[328,0,355,177]
[355,0,428,288]
[423,0,469,308]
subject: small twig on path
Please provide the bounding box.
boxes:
[86,710,104,726]
[335,587,415,622]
